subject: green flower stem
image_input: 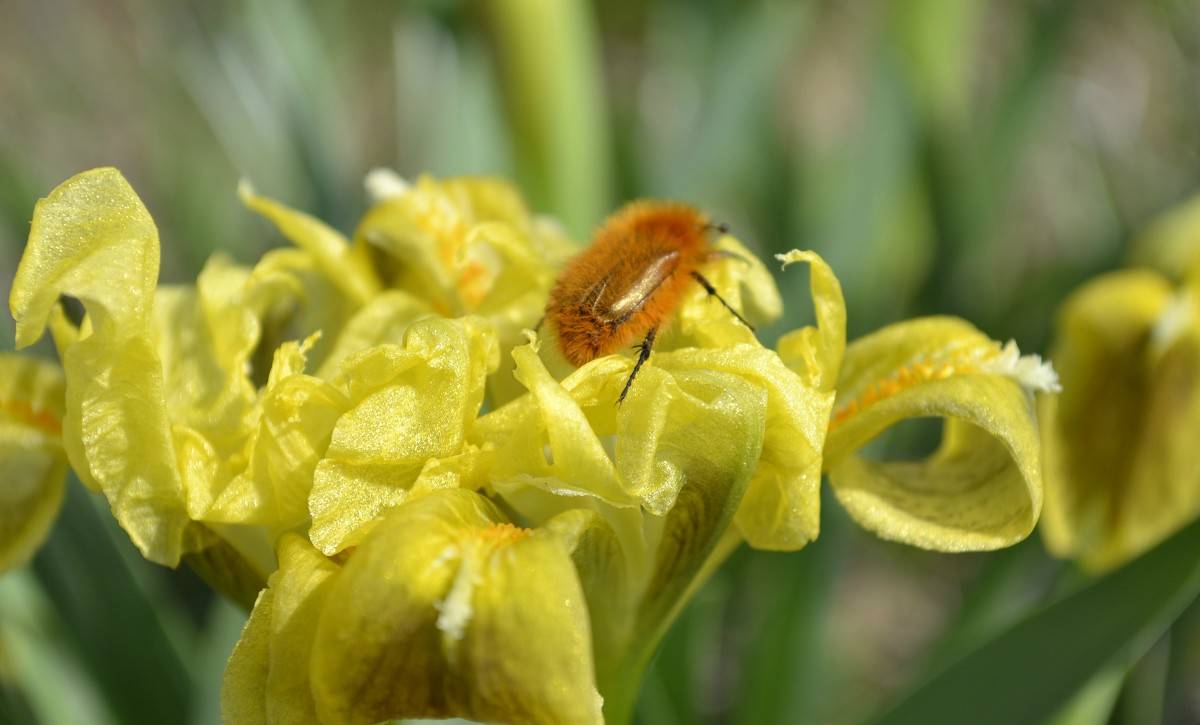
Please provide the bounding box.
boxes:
[482,0,612,237]
[599,529,744,725]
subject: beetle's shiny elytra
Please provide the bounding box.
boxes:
[543,200,752,403]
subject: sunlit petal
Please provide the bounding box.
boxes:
[310,489,602,725]
[825,317,1049,551]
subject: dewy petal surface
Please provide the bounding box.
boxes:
[307,317,498,554]
[1041,269,1200,570]
[486,339,770,720]
[825,317,1046,551]
[653,346,828,551]
[11,168,190,564]
[310,489,602,725]
[0,354,67,573]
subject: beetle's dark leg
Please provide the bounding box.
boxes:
[691,271,755,331]
[618,326,658,405]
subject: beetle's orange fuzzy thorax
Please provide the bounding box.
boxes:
[545,201,712,366]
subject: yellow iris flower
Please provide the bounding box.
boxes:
[824,317,1057,551]
[0,354,67,572]
[224,491,603,725]
[1041,195,1200,571]
[5,168,1054,724]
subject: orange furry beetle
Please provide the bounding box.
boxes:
[544,200,752,403]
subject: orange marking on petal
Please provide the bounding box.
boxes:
[459,260,492,308]
[3,399,62,436]
[828,351,982,432]
[470,522,533,550]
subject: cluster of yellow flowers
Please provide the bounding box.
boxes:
[1,168,1059,724]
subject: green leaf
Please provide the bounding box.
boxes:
[873,515,1200,725]
[31,484,195,725]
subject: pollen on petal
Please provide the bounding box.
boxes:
[830,351,982,431]
[830,338,1061,432]
[474,521,533,547]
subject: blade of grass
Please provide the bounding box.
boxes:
[731,489,853,724]
[188,596,251,725]
[872,515,1200,725]
[918,538,1059,674]
[1046,661,1125,725]
[31,483,195,725]
[0,569,117,725]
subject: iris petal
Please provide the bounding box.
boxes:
[0,355,67,573]
[825,317,1045,551]
[310,489,602,725]
[308,317,498,554]
[12,168,190,564]
[1042,270,1200,570]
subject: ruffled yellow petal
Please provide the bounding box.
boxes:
[661,346,831,551]
[0,355,67,573]
[313,290,433,378]
[775,250,847,392]
[222,533,339,724]
[307,317,498,554]
[825,317,1050,551]
[310,488,602,725]
[239,182,381,307]
[496,336,770,524]
[207,335,346,531]
[355,173,574,406]
[148,251,316,561]
[154,256,267,522]
[10,168,158,346]
[11,168,190,565]
[354,174,570,315]
[1041,270,1200,570]
[498,343,633,506]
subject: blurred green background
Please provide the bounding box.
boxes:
[3,1,1200,723]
